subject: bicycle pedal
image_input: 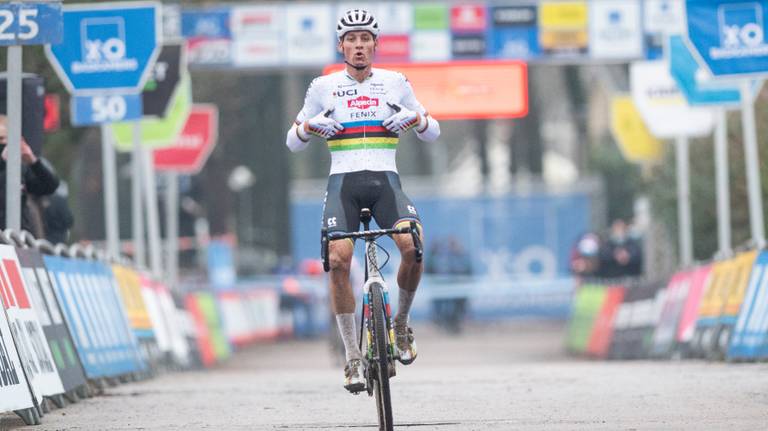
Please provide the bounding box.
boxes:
[388,362,396,378]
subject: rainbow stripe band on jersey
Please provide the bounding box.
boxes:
[327,120,398,152]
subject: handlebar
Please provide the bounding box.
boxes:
[321,224,423,272]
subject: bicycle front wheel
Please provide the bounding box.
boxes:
[370,282,393,431]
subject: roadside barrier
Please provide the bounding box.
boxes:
[565,283,607,354]
[728,250,768,360]
[586,284,625,359]
[567,247,768,364]
[0,229,282,426]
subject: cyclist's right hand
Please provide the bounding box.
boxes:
[303,109,343,138]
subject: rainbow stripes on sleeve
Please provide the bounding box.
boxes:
[327,121,399,152]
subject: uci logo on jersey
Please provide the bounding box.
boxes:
[711,3,768,59]
[334,89,358,97]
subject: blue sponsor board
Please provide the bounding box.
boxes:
[71,93,142,126]
[182,8,231,38]
[43,256,144,378]
[293,192,590,279]
[45,3,160,93]
[0,1,63,45]
[488,5,540,59]
[686,0,768,78]
[728,250,768,360]
[669,35,742,105]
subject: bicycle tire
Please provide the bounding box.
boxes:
[370,282,393,431]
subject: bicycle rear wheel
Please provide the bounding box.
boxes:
[370,282,393,431]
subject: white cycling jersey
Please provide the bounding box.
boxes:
[292,68,437,175]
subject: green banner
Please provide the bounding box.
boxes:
[112,75,192,152]
[566,284,607,354]
[196,292,231,361]
[414,3,449,30]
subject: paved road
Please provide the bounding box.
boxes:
[2,321,768,430]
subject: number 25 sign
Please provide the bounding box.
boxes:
[0,1,62,46]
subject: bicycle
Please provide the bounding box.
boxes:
[321,208,422,431]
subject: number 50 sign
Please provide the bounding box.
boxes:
[0,1,62,46]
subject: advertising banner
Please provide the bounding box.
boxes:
[609,281,666,359]
[186,292,230,367]
[451,4,486,59]
[489,4,540,59]
[565,283,607,354]
[676,264,711,345]
[284,4,334,66]
[112,265,159,367]
[588,0,642,59]
[0,245,62,401]
[414,3,449,30]
[231,5,283,67]
[325,61,528,120]
[610,95,664,164]
[43,256,144,378]
[686,0,768,78]
[728,250,768,359]
[586,285,625,358]
[691,258,735,357]
[154,284,190,365]
[651,270,694,357]
[412,3,451,62]
[0,303,35,412]
[644,0,686,59]
[411,31,451,62]
[16,248,86,393]
[142,42,185,118]
[112,76,192,151]
[182,8,232,67]
[538,1,588,56]
[630,60,715,138]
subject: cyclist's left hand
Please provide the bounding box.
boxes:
[383,103,421,134]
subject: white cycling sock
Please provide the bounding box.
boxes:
[336,313,362,362]
[394,288,416,329]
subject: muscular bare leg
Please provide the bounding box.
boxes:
[329,239,360,361]
[393,231,424,327]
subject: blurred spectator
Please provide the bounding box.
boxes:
[39,180,74,245]
[0,115,59,234]
[426,236,472,275]
[570,231,602,277]
[599,219,643,278]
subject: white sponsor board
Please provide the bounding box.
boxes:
[285,4,335,65]
[0,245,64,401]
[589,0,643,59]
[630,60,715,138]
[644,0,685,36]
[411,31,452,62]
[0,306,35,412]
[231,5,283,66]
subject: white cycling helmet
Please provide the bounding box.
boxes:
[336,9,379,40]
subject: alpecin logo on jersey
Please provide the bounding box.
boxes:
[348,96,379,110]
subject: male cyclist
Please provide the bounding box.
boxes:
[285,9,440,393]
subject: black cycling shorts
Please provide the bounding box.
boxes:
[322,170,420,234]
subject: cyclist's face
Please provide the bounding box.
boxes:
[339,31,376,67]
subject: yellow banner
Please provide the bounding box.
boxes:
[610,96,663,164]
[698,259,737,318]
[724,250,758,316]
[540,1,588,28]
[112,265,153,332]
